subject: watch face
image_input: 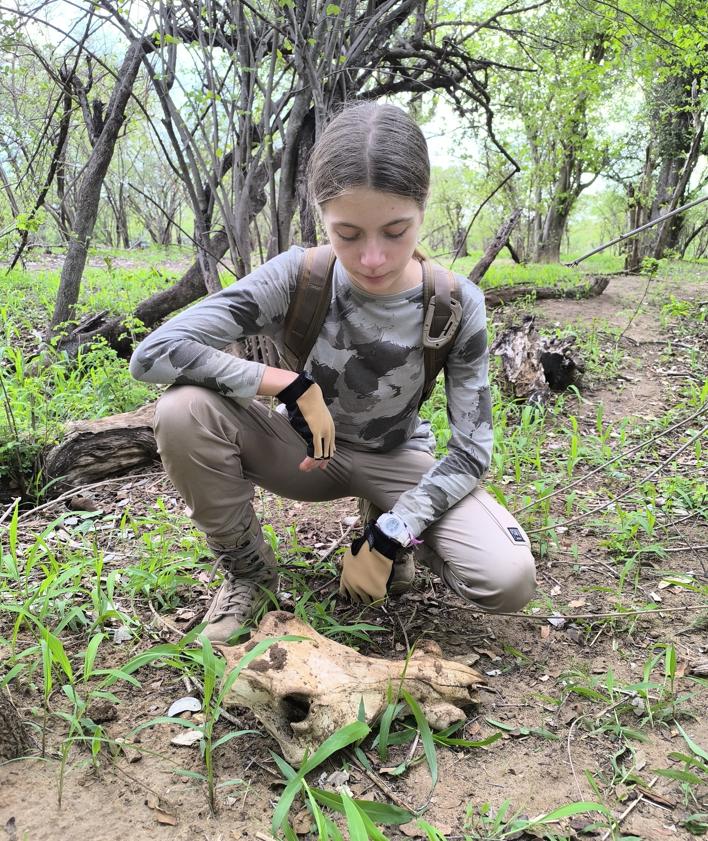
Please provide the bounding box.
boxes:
[378,514,404,539]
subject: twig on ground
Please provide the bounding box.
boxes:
[319,522,356,562]
[600,776,659,841]
[525,421,708,534]
[186,672,244,728]
[588,624,606,648]
[615,271,654,346]
[0,497,20,527]
[513,402,707,517]
[15,469,161,522]
[456,604,706,620]
[345,749,417,814]
[148,600,183,637]
[566,714,589,799]
[406,730,421,765]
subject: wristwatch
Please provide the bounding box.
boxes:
[376,512,412,548]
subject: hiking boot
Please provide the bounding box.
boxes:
[202,514,278,643]
[389,550,416,597]
[357,498,416,597]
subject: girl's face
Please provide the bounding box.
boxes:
[320,187,425,295]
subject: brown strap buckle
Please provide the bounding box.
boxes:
[422,295,462,349]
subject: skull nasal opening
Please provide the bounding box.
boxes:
[282,693,311,724]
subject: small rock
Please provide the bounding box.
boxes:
[68,494,100,512]
[167,696,202,717]
[87,699,118,723]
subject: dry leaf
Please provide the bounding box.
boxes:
[568,598,586,608]
[550,585,561,596]
[400,823,426,838]
[540,625,551,639]
[155,810,177,826]
[292,808,311,834]
[170,728,203,746]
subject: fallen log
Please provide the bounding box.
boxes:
[484,274,610,308]
[491,315,585,404]
[43,402,158,490]
[219,611,483,767]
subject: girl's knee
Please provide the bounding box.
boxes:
[445,547,536,613]
[153,386,218,445]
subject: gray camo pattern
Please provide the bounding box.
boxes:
[130,246,493,537]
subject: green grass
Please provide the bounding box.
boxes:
[1,253,706,836]
[443,250,624,287]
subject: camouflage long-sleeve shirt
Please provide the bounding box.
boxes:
[130,246,493,536]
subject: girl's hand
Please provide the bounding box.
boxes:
[299,455,330,472]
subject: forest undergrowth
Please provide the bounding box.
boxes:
[0,254,706,841]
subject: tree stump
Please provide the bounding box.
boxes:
[491,315,585,404]
[219,611,483,766]
[0,689,33,761]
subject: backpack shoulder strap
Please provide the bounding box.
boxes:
[420,259,463,407]
[281,244,336,371]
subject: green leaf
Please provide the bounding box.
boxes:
[341,794,368,841]
[681,812,708,835]
[676,721,708,762]
[326,4,341,14]
[311,788,414,825]
[433,732,502,749]
[528,800,613,824]
[655,768,705,785]
[42,628,73,682]
[377,700,404,761]
[83,632,105,682]
[211,729,260,750]
[485,718,516,732]
[272,721,370,831]
[172,768,207,781]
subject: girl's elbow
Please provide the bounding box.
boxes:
[129,348,149,381]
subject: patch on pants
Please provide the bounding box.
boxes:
[507,526,526,543]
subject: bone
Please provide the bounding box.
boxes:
[218,611,483,766]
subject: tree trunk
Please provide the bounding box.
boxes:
[57,230,230,356]
[535,176,574,263]
[0,689,33,761]
[625,74,703,271]
[452,226,468,258]
[47,38,151,336]
[468,209,521,284]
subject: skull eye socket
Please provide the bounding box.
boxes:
[282,693,311,724]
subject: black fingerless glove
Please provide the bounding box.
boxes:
[277,371,336,460]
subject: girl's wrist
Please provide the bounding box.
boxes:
[258,366,299,397]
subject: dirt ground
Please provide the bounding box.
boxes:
[1,266,706,841]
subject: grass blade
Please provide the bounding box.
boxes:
[401,688,437,788]
[341,794,369,841]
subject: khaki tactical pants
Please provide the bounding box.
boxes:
[154,386,536,613]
